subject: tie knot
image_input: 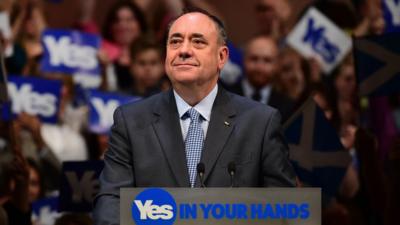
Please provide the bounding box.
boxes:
[183,108,202,122]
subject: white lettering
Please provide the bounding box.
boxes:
[44,35,98,70]
[91,98,120,127]
[134,200,174,220]
[385,0,400,25]
[8,83,57,117]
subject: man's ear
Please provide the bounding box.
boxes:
[218,46,229,70]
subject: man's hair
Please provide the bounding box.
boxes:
[166,6,228,45]
[130,36,164,61]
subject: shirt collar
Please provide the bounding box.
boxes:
[242,78,272,104]
[174,84,218,121]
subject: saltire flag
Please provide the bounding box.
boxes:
[283,98,351,198]
[354,33,400,96]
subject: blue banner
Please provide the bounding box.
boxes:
[383,0,400,33]
[284,99,350,198]
[41,29,101,76]
[2,76,62,123]
[59,160,104,212]
[354,33,400,96]
[88,90,140,134]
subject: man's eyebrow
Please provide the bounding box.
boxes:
[169,33,183,39]
[191,33,205,39]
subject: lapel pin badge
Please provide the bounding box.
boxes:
[224,121,230,126]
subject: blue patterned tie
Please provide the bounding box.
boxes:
[183,108,204,187]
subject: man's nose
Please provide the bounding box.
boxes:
[178,41,192,60]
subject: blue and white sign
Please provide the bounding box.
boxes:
[2,76,62,123]
[354,33,400,96]
[31,197,61,225]
[132,188,177,225]
[88,90,140,134]
[41,29,100,76]
[128,188,312,224]
[59,160,104,212]
[283,98,351,198]
[383,0,400,33]
[287,7,352,74]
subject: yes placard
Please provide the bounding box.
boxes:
[88,90,140,134]
[41,29,101,76]
[287,7,352,74]
[2,76,62,123]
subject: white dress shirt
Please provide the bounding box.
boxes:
[242,79,272,104]
[173,84,218,141]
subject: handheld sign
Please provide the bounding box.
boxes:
[88,90,140,134]
[31,197,61,225]
[41,29,101,76]
[2,76,62,123]
[287,7,352,74]
[383,0,400,33]
[59,160,104,212]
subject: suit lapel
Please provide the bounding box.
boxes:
[200,88,236,184]
[152,91,190,187]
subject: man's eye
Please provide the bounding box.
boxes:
[193,39,206,47]
[169,39,181,46]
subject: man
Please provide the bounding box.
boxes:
[93,8,296,225]
[227,35,294,122]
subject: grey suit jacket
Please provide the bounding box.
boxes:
[93,87,296,225]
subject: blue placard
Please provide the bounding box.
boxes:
[41,29,101,76]
[2,76,62,123]
[354,33,400,96]
[31,197,60,224]
[59,160,104,212]
[88,90,140,134]
[284,99,350,198]
[383,0,400,33]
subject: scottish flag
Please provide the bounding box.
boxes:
[354,33,400,96]
[88,90,140,134]
[284,98,351,197]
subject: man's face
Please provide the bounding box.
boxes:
[244,37,278,88]
[165,13,228,89]
[131,49,164,88]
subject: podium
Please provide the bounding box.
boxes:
[121,188,320,225]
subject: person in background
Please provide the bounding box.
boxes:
[26,158,44,204]
[276,48,308,104]
[101,0,147,92]
[227,35,294,122]
[0,146,31,225]
[127,36,167,97]
[254,0,292,41]
[10,0,46,76]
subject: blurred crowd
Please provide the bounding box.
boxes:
[0,0,399,225]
